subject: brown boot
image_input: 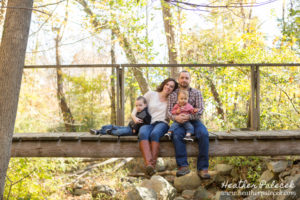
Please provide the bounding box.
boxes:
[151,141,160,168]
[139,140,155,176]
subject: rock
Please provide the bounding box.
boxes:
[267,161,289,173]
[174,171,201,192]
[164,158,177,170]
[126,187,157,200]
[193,186,211,200]
[214,174,227,187]
[164,175,175,184]
[140,175,177,200]
[174,197,185,200]
[230,168,239,179]
[73,188,89,196]
[181,190,195,199]
[215,164,233,175]
[155,158,166,172]
[259,170,275,183]
[92,185,116,197]
[215,191,234,200]
[286,174,300,196]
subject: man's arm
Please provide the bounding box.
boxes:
[167,93,177,121]
[190,90,204,120]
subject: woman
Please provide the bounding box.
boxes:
[131,78,178,176]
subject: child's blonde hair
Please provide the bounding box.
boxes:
[178,90,189,98]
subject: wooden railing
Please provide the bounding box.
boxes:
[24,63,300,131]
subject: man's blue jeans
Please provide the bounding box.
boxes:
[168,121,194,134]
[172,120,209,170]
[99,125,133,136]
[139,122,169,142]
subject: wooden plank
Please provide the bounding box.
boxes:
[11,139,300,157]
[256,66,260,130]
[12,130,300,141]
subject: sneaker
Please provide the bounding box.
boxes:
[164,132,172,140]
[89,129,99,135]
[176,166,190,177]
[183,135,194,142]
[198,170,211,179]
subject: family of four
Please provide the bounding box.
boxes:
[90,71,210,179]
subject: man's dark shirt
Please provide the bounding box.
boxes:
[128,107,151,134]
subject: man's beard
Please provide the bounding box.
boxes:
[180,83,189,88]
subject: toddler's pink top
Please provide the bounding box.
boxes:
[171,103,194,115]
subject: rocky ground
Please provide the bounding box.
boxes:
[63,157,300,200]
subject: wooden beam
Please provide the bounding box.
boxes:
[24,63,300,69]
[250,66,260,130]
[11,130,300,157]
[10,139,300,157]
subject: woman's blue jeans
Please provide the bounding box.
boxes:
[172,119,209,171]
[138,122,169,142]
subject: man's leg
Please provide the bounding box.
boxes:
[172,126,190,176]
[191,120,210,178]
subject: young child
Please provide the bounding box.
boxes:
[164,90,197,142]
[90,96,151,136]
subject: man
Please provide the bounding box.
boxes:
[167,70,210,179]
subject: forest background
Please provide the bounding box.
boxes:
[0,0,299,199]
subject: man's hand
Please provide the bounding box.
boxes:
[132,116,143,124]
[175,114,189,123]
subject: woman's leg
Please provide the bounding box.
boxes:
[138,125,155,176]
[149,122,169,167]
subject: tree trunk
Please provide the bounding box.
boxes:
[161,0,180,79]
[204,75,225,120]
[110,33,116,124]
[55,36,75,132]
[111,24,149,94]
[76,0,149,95]
[0,0,7,27]
[0,0,33,197]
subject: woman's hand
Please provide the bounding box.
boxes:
[133,116,143,124]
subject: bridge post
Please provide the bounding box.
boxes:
[116,65,125,126]
[250,65,260,130]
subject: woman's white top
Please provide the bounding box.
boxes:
[132,91,169,124]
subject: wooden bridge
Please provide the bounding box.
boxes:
[11,130,300,157]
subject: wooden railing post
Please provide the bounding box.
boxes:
[116,65,125,126]
[250,65,260,130]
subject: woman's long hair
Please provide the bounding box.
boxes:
[156,78,178,93]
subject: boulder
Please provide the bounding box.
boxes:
[174,171,201,192]
[92,185,116,197]
[259,170,275,183]
[140,175,177,200]
[155,158,166,172]
[193,186,211,200]
[215,164,233,175]
[126,187,157,200]
[174,197,185,200]
[267,161,289,173]
[73,188,89,196]
[181,190,195,199]
[215,191,234,200]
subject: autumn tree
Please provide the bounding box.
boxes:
[0,0,33,197]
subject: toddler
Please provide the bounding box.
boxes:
[164,90,197,142]
[90,96,151,136]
